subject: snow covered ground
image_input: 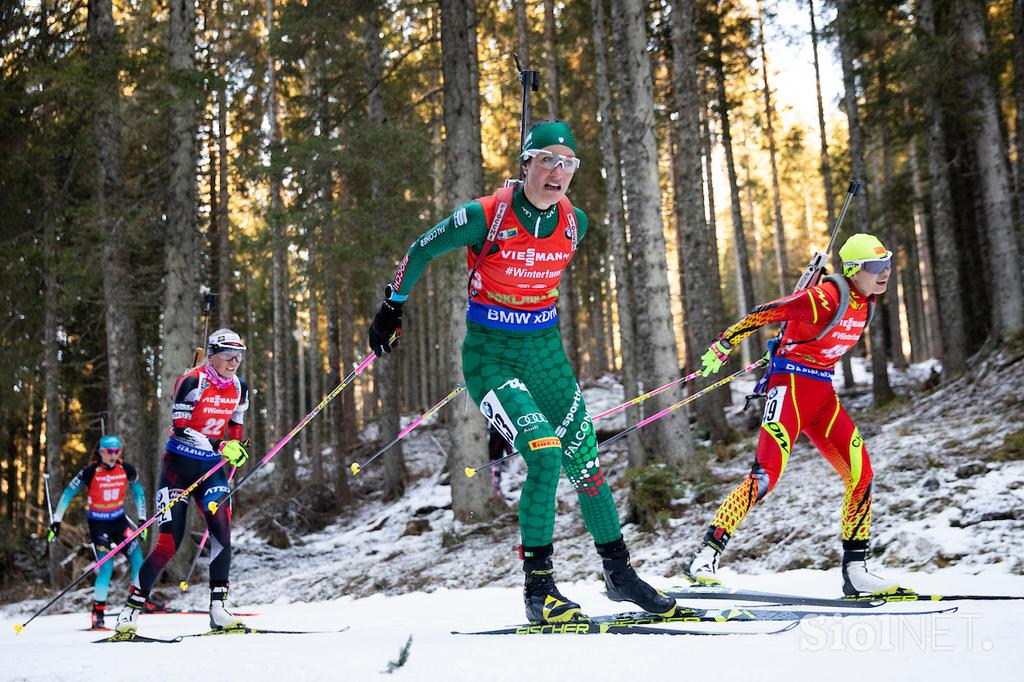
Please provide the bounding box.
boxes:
[2,570,1022,681]
[2,352,1022,680]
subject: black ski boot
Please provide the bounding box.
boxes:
[597,538,677,616]
[90,601,106,630]
[522,544,585,624]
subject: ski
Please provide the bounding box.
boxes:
[107,609,259,617]
[94,631,183,644]
[593,604,957,626]
[845,593,1024,604]
[666,585,1024,607]
[180,626,349,638]
[665,585,885,608]
[453,620,799,636]
[94,626,347,644]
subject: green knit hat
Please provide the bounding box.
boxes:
[521,120,577,158]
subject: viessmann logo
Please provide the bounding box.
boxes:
[499,248,571,267]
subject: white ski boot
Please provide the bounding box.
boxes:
[209,586,246,631]
[685,542,723,586]
[841,546,904,596]
[115,589,145,634]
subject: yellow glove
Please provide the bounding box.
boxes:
[220,439,249,467]
[699,338,733,377]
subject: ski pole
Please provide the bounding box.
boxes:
[180,465,236,591]
[351,383,466,475]
[15,458,229,634]
[206,350,379,515]
[591,369,702,421]
[599,356,769,448]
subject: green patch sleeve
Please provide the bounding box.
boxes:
[391,201,489,300]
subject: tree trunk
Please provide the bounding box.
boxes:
[920,0,968,376]
[700,93,725,315]
[907,133,942,360]
[836,0,893,403]
[89,0,149,494]
[296,314,309,460]
[957,0,1024,339]
[590,0,645,467]
[901,230,929,362]
[808,0,854,387]
[439,0,499,522]
[877,87,907,368]
[711,5,756,365]
[216,0,232,329]
[365,2,405,500]
[610,0,692,467]
[671,0,728,443]
[160,0,200,475]
[43,206,67,585]
[1015,0,1024,224]
[265,0,294,491]
[543,0,561,119]
[326,265,353,508]
[756,0,789,295]
[308,291,324,484]
[515,0,530,69]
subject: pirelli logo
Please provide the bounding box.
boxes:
[529,437,561,450]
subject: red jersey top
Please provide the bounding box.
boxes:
[723,279,874,371]
[166,364,249,460]
[467,191,577,311]
[88,462,130,516]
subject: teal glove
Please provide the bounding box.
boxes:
[220,439,249,467]
[699,338,733,377]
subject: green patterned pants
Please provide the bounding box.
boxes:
[462,324,622,546]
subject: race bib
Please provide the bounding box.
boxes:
[480,389,519,446]
[762,385,787,425]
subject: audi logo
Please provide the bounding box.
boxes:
[516,413,546,427]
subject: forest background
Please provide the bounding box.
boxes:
[2,0,1022,590]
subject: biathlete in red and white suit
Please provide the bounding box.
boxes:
[116,329,252,635]
[685,233,908,597]
[48,434,147,629]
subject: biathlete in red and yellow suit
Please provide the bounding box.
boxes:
[367,120,679,624]
[685,233,909,597]
[115,329,253,636]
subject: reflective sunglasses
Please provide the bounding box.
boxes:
[100,447,123,457]
[845,255,892,274]
[522,149,581,172]
[215,351,244,363]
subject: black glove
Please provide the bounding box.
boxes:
[368,298,404,355]
[47,521,61,543]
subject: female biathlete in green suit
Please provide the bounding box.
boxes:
[368,121,677,624]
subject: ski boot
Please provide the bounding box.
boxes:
[841,542,906,597]
[90,601,106,630]
[684,528,729,586]
[143,596,167,613]
[522,545,585,624]
[209,585,247,631]
[115,587,146,635]
[597,538,677,616]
